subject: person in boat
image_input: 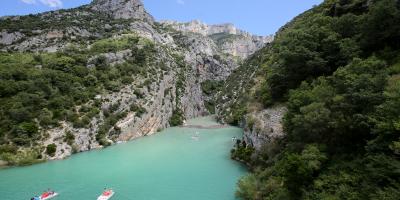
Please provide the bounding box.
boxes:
[31,196,40,200]
[41,191,49,199]
[47,188,54,195]
[102,188,113,196]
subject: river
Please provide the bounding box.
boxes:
[0,116,246,200]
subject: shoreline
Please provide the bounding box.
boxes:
[0,116,233,168]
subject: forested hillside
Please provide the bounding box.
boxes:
[0,0,271,166]
[225,0,400,199]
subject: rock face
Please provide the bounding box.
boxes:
[0,31,24,45]
[90,0,154,22]
[162,20,273,59]
[241,106,287,150]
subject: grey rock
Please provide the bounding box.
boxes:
[90,0,154,22]
[0,31,24,45]
[162,20,273,59]
[241,106,287,150]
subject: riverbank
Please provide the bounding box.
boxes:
[0,116,246,200]
[0,116,233,168]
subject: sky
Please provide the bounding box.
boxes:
[0,0,323,35]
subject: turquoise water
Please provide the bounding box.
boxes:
[0,116,246,200]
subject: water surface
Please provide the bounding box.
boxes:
[0,116,246,200]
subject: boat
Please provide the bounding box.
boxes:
[40,192,58,200]
[97,189,114,200]
[31,191,58,200]
[192,135,200,140]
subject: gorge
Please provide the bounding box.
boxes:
[1,0,400,199]
[0,0,272,164]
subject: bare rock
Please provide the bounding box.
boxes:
[0,31,24,45]
[90,0,154,22]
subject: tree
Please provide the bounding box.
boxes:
[278,145,327,198]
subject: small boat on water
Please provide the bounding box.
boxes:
[192,135,200,141]
[31,191,58,200]
[97,189,114,200]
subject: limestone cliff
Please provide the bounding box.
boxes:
[162,20,273,59]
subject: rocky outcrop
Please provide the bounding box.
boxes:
[162,20,254,37]
[0,31,24,45]
[216,35,269,58]
[162,20,273,59]
[241,106,287,150]
[90,0,154,22]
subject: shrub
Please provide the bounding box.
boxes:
[169,109,184,126]
[46,144,57,157]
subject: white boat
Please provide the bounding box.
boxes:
[192,135,200,140]
[41,193,58,200]
[97,190,114,200]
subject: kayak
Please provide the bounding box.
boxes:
[97,190,114,200]
[41,193,58,200]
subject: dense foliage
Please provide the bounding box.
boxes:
[0,35,158,163]
[235,0,400,199]
[217,46,271,125]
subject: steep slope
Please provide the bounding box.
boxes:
[162,20,273,59]
[0,0,266,165]
[218,0,400,199]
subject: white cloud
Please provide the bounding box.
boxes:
[177,0,185,5]
[21,0,37,4]
[39,0,63,8]
[20,0,63,8]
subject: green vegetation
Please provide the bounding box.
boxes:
[64,131,75,146]
[232,0,400,199]
[130,103,146,117]
[169,109,184,126]
[209,33,242,47]
[0,6,138,42]
[169,58,187,126]
[201,80,223,95]
[46,144,57,157]
[231,139,254,164]
[201,80,223,114]
[97,107,128,146]
[217,46,270,125]
[0,149,43,166]
[0,35,158,159]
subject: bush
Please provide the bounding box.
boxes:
[64,131,75,146]
[169,109,184,126]
[130,104,146,117]
[46,144,57,157]
[201,80,223,95]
